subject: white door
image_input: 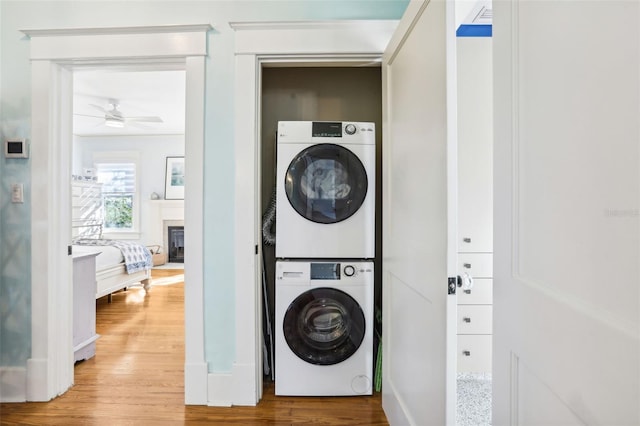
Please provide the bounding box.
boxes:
[382,0,456,424]
[493,1,639,425]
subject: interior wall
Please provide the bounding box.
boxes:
[260,66,383,379]
[73,134,185,245]
[0,0,408,379]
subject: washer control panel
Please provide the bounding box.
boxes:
[277,261,373,282]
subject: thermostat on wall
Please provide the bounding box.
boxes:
[5,139,28,158]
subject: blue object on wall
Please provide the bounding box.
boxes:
[456,24,492,37]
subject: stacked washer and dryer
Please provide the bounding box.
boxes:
[274,121,376,396]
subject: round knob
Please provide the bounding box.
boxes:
[344,124,357,135]
[344,265,356,277]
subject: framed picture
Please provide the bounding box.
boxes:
[165,156,185,200]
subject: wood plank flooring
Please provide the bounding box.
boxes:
[0,269,388,425]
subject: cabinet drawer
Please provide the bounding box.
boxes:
[457,278,493,305]
[458,253,493,278]
[457,335,492,373]
[457,305,492,334]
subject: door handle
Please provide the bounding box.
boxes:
[462,351,471,356]
[463,317,471,323]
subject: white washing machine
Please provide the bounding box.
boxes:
[275,121,375,259]
[275,260,374,396]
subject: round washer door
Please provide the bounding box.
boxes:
[285,144,368,224]
[283,287,366,366]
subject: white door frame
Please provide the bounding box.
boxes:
[230,20,398,406]
[22,24,210,403]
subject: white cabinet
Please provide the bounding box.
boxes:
[458,253,493,278]
[73,252,100,362]
[456,36,493,374]
[457,335,492,372]
[457,278,492,305]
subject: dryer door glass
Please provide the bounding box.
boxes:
[283,287,366,365]
[285,143,368,224]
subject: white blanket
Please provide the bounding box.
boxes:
[74,239,152,274]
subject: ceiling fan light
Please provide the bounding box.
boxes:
[105,117,124,128]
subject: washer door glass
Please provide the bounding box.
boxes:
[283,287,366,366]
[285,144,368,224]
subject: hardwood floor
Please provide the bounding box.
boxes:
[0,269,388,425]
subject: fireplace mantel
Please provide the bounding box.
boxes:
[148,199,184,248]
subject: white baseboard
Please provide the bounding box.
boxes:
[0,367,27,402]
[184,361,208,405]
[207,372,233,406]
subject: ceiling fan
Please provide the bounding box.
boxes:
[75,99,164,128]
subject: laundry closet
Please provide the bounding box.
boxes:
[260,66,383,386]
[237,10,494,418]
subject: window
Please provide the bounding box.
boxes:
[95,162,137,232]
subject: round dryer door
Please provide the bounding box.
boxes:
[283,287,366,366]
[284,143,368,224]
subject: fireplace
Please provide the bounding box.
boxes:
[167,226,185,263]
[163,219,185,264]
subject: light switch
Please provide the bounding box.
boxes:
[11,183,24,203]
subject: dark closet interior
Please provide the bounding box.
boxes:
[260,66,383,381]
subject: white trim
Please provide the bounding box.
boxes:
[22,24,213,37]
[207,372,233,407]
[231,20,397,406]
[183,55,208,405]
[231,20,398,56]
[232,362,261,406]
[29,60,74,401]
[22,25,210,61]
[27,24,211,403]
[233,52,261,406]
[0,367,27,402]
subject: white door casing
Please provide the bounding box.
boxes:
[230,20,398,406]
[23,25,210,403]
[382,0,458,424]
[493,1,639,425]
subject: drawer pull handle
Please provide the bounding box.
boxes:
[463,263,471,269]
[463,317,471,323]
[464,290,471,294]
[463,351,471,356]
[463,238,471,243]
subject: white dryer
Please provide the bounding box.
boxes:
[275,121,375,259]
[275,260,374,396]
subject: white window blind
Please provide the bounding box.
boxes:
[96,163,136,194]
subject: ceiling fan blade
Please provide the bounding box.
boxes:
[74,113,104,119]
[124,116,164,123]
[88,104,107,113]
